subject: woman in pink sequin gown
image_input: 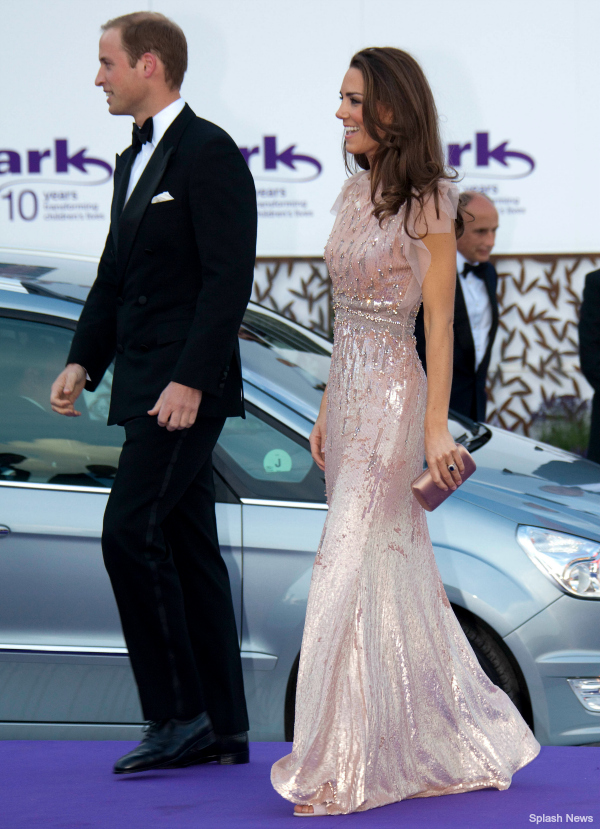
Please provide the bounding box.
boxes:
[271,48,539,817]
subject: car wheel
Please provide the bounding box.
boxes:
[284,653,300,742]
[457,612,532,727]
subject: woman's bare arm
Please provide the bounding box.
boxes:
[421,227,465,490]
[309,386,328,471]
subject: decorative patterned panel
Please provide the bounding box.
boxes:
[488,255,598,435]
[253,258,332,338]
[254,255,600,437]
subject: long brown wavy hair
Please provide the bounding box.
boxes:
[344,47,463,238]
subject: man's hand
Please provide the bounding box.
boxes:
[50,363,87,417]
[148,382,202,431]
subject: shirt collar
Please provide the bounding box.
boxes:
[148,98,186,149]
[457,251,479,277]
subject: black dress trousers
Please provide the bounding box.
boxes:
[102,415,248,733]
[579,270,600,465]
[589,394,600,464]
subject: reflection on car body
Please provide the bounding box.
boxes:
[0,249,599,745]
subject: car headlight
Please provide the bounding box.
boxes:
[516,526,600,599]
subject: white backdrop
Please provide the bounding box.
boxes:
[1,0,599,257]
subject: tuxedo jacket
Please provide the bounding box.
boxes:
[579,269,600,393]
[68,104,257,425]
[579,269,600,463]
[415,261,499,422]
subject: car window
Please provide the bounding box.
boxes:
[0,314,320,502]
[240,310,331,391]
[214,406,326,503]
[242,308,330,359]
[0,315,124,487]
[239,310,331,420]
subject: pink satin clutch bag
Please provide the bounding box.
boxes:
[411,444,476,512]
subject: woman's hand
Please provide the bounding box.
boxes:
[424,426,465,491]
[310,411,327,471]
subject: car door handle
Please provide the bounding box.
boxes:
[0,526,10,538]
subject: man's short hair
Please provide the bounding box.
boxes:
[102,12,187,90]
[459,190,496,210]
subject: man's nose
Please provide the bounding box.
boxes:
[95,68,104,87]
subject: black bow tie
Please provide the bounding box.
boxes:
[462,262,487,280]
[132,117,154,153]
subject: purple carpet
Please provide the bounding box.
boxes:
[1,742,598,827]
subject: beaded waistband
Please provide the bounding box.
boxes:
[333,302,416,337]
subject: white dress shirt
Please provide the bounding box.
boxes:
[457,252,493,370]
[124,98,186,205]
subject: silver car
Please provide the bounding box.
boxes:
[0,250,599,746]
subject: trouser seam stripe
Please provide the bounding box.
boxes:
[145,428,189,719]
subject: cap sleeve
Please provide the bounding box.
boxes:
[403,180,459,289]
[330,170,370,215]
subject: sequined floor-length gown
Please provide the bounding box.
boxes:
[271,172,540,815]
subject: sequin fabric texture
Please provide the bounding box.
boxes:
[271,172,540,815]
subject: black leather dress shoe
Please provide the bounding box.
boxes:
[166,731,249,767]
[113,712,216,774]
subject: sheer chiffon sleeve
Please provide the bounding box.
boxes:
[329,174,458,293]
[330,171,370,215]
[402,180,459,290]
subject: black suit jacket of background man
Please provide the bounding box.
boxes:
[579,268,600,464]
[415,261,499,422]
[68,104,257,422]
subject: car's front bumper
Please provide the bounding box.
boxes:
[504,594,600,744]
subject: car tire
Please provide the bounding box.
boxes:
[457,612,532,726]
[284,613,533,741]
[284,653,300,742]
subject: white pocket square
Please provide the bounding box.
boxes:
[151,191,174,204]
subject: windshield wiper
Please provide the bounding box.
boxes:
[448,409,492,453]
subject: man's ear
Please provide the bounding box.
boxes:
[140,51,159,79]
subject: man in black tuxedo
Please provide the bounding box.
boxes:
[50,12,256,773]
[579,269,600,463]
[416,191,499,421]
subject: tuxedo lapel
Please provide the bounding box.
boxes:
[115,104,196,278]
[111,150,134,250]
[483,266,499,330]
[116,143,174,276]
[479,264,499,373]
[454,275,476,363]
